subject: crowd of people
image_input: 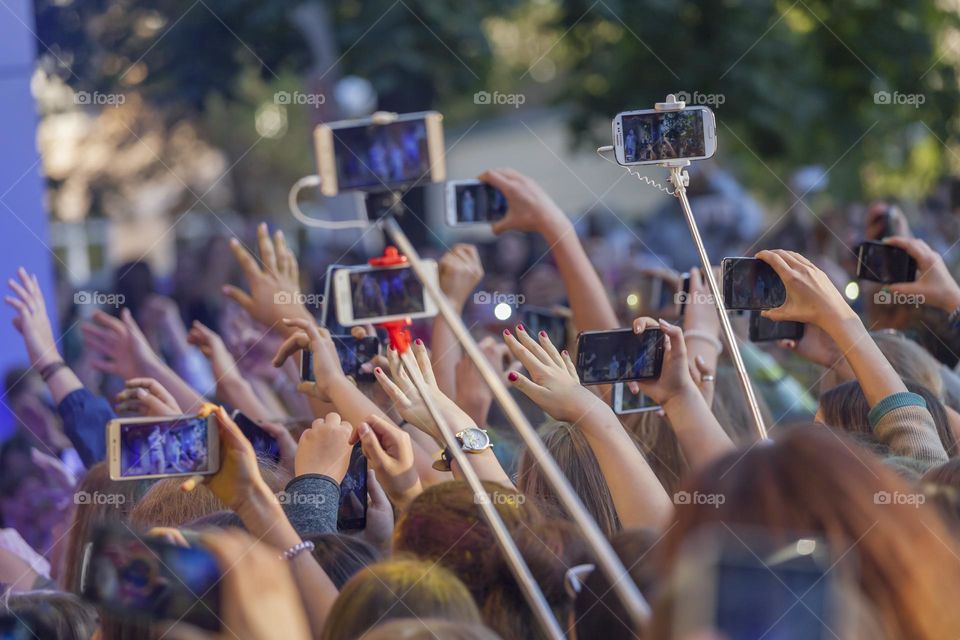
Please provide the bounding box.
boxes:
[3,163,960,640]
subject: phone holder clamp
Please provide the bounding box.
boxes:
[368,246,413,353]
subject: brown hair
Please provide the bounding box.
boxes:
[871,331,944,398]
[360,619,502,640]
[321,559,481,640]
[622,411,686,496]
[818,380,956,456]
[921,458,960,531]
[516,421,621,537]
[128,478,225,529]
[653,427,960,640]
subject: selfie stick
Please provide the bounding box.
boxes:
[602,94,767,440]
[379,216,653,630]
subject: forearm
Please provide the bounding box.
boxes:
[327,376,387,427]
[825,315,906,407]
[44,366,84,405]
[141,359,207,413]
[403,425,453,488]
[543,219,619,332]
[451,448,513,488]
[663,386,736,471]
[217,376,272,422]
[431,312,463,398]
[684,338,720,407]
[579,406,672,528]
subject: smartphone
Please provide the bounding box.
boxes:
[0,612,50,639]
[672,530,838,640]
[575,328,665,385]
[231,410,280,463]
[444,179,508,226]
[855,241,917,284]
[748,311,804,342]
[80,525,221,631]
[107,415,220,481]
[612,383,660,414]
[676,272,692,317]
[520,306,569,350]
[721,258,786,311]
[333,261,439,326]
[301,335,381,382]
[313,111,445,196]
[612,106,717,166]
[338,444,367,531]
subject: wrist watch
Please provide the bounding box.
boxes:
[432,427,492,472]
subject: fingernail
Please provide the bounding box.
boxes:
[508,371,519,382]
[562,350,569,357]
[539,330,547,338]
[503,329,511,336]
[374,367,383,375]
[517,324,525,332]
[358,423,370,436]
[415,338,423,346]
[389,344,396,352]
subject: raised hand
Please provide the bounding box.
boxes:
[223,223,313,336]
[455,336,515,426]
[439,244,484,310]
[882,236,960,313]
[479,168,569,236]
[630,318,698,408]
[756,250,856,332]
[115,378,182,416]
[294,413,354,481]
[502,325,606,424]
[351,414,422,511]
[373,340,475,446]
[81,309,162,380]
[272,318,347,400]
[6,268,61,370]
[187,321,239,380]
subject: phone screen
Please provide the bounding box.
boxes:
[749,311,804,342]
[349,266,426,320]
[231,411,280,462]
[621,109,705,163]
[856,242,917,284]
[451,181,507,224]
[338,444,367,530]
[521,307,568,349]
[118,416,212,478]
[333,118,430,191]
[614,383,659,414]
[723,258,786,310]
[576,329,664,385]
[83,526,221,631]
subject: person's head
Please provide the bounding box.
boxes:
[306,532,381,589]
[1,592,97,640]
[572,528,660,640]
[921,458,960,531]
[516,421,621,538]
[62,462,146,593]
[654,427,960,640]
[112,261,155,320]
[817,380,956,456]
[128,478,225,529]
[360,618,502,640]
[321,559,481,640]
[871,331,944,398]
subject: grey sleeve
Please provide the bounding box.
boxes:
[281,474,341,537]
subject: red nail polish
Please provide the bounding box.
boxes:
[415,338,423,346]
[508,371,518,382]
[517,324,525,332]
[562,350,569,357]
[539,330,547,338]
[375,367,383,374]
[389,344,396,351]
[503,329,511,336]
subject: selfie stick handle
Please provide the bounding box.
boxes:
[659,159,767,441]
[380,215,653,630]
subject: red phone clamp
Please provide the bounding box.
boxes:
[368,246,413,354]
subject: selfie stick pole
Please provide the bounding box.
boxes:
[380,216,654,630]
[367,247,565,640]
[655,94,768,441]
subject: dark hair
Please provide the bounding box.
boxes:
[1,591,98,640]
[306,532,381,589]
[573,529,660,640]
[516,421,621,538]
[819,380,956,456]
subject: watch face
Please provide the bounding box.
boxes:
[460,428,489,451]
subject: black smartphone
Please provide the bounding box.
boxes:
[301,335,380,383]
[855,241,917,284]
[231,410,280,462]
[81,525,221,631]
[520,306,569,349]
[337,443,367,531]
[721,257,786,310]
[748,311,805,342]
[677,272,692,317]
[575,328,665,385]
[445,179,508,226]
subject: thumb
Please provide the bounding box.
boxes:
[222,285,254,311]
[506,371,547,403]
[366,468,389,508]
[357,422,389,468]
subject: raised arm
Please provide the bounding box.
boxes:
[502,325,673,529]
[482,168,619,331]
[431,244,484,397]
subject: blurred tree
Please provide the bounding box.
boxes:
[552,0,960,199]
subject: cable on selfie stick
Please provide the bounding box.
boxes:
[600,94,768,441]
[288,174,369,230]
[379,217,654,631]
[368,245,565,640]
[596,146,677,196]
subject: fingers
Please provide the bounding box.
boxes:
[633,316,658,334]
[535,329,566,369]
[222,284,255,313]
[755,250,794,280]
[514,324,554,366]
[228,237,262,282]
[366,468,390,508]
[7,278,31,309]
[373,366,412,409]
[502,329,549,377]
[883,236,934,265]
[355,421,389,468]
[274,229,292,277]
[272,331,311,368]
[561,349,579,380]
[506,370,549,404]
[255,223,277,275]
[412,339,437,387]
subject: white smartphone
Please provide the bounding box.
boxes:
[612,106,717,166]
[107,414,220,481]
[313,111,446,196]
[444,179,508,226]
[333,260,439,326]
[612,383,660,415]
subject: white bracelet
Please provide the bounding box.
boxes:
[683,330,723,353]
[280,540,315,561]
